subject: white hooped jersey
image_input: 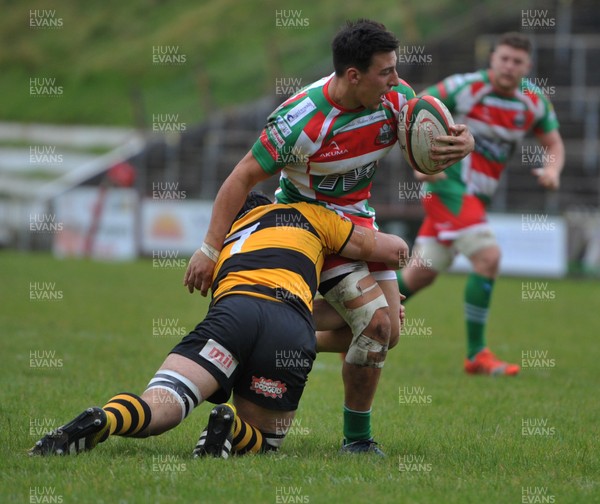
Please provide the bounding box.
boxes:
[252,73,416,225]
[421,69,559,213]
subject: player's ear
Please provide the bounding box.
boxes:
[347,67,360,84]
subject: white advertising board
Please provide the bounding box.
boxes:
[450,214,567,277]
[53,187,138,260]
[141,199,213,256]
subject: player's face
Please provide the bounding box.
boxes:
[490,44,531,93]
[355,51,401,110]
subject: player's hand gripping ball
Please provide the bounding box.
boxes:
[398,96,455,175]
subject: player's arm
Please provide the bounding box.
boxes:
[532,129,564,190]
[183,150,271,296]
[339,225,409,270]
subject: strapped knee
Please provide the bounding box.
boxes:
[323,270,389,368]
[145,370,202,422]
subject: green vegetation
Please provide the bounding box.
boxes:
[2,0,499,126]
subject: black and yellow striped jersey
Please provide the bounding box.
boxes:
[211,202,353,323]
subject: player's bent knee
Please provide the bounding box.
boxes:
[486,246,501,265]
[144,369,202,424]
[419,268,439,288]
[323,270,390,367]
[346,306,390,368]
[323,270,389,337]
[470,245,501,277]
[365,306,391,344]
[231,396,291,453]
[389,330,400,349]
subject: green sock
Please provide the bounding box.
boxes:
[343,406,371,443]
[396,271,413,302]
[464,273,494,359]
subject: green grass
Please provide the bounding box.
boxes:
[1,251,598,503]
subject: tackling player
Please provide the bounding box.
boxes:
[29,193,409,458]
[184,19,474,455]
[396,32,565,375]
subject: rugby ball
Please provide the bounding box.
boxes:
[397,96,455,175]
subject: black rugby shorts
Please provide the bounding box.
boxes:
[170,295,316,411]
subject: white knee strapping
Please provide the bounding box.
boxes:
[146,370,202,422]
[323,270,389,367]
[345,332,388,368]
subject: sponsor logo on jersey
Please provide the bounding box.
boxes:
[284,98,316,127]
[317,140,349,159]
[199,339,238,378]
[267,124,286,149]
[375,123,395,145]
[276,116,293,137]
[473,134,513,162]
[250,376,288,399]
[317,162,376,192]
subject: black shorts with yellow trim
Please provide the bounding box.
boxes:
[170,295,316,411]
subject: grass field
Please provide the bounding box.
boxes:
[1,251,599,503]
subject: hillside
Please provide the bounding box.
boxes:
[1,0,488,126]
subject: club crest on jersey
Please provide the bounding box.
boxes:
[199,339,238,378]
[513,111,526,128]
[250,376,287,399]
[375,123,395,145]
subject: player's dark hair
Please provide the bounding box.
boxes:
[495,32,532,54]
[332,19,399,76]
[235,191,272,221]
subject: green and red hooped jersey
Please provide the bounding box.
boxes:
[252,73,416,226]
[421,69,559,214]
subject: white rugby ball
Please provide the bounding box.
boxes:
[397,95,455,175]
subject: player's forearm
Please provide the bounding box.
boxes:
[532,134,564,191]
[544,140,565,177]
[341,227,409,269]
[203,151,271,249]
[372,232,410,268]
[203,176,249,250]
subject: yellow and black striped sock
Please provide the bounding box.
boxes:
[102,392,152,438]
[232,416,266,455]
